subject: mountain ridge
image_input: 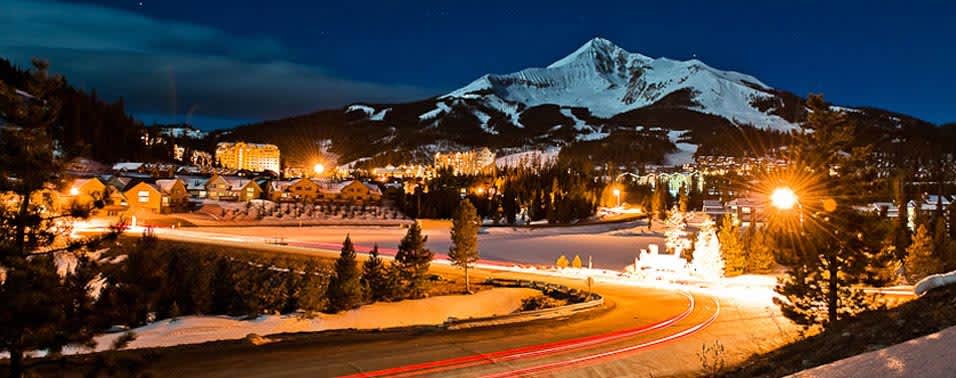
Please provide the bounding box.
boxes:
[219,38,939,168]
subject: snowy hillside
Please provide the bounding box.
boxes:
[442,37,795,131]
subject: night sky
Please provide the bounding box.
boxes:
[3,0,954,130]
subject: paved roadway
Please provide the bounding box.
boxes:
[138,225,797,377]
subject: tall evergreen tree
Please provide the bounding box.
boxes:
[449,200,480,293]
[718,214,747,276]
[651,180,667,221]
[326,235,364,312]
[394,223,433,298]
[677,183,689,213]
[361,244,392,302]
[904,224,941,283]
[892,172,911,261]
[691,215,724,280]
[0,59,121,378]
[774,95,885,329]
[948,201,956,240]
[664,206,690,256]
[747,226,776,273]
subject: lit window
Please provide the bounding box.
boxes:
[138,191,149,203]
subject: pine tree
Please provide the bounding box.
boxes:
[718,214,746,276]
[904,224,941,283]
[892,172,911,261]
[747,226,776,273]
[774,95,885,329]
[556,255,569,268]
[651,180,667,221]
[449,199,480,293]
[394,223,433,298]
[664,206,690,256]
[361,244,391,302]
[948,201,956,240]
[692,215,724,280]
[0,59,122,378]
[932,216,949,260]
[677,183,689,213]
[326,235,364,312]
[571,255,583,268]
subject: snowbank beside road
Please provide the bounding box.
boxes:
[791,325,956,378]
[75,288,538,354]
[915,269,956,296]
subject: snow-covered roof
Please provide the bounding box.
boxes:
[270,180,294,192]
[71,178,95,189]
[726,196,766,208]
[112,162,144,171]
[321,180,382,195]
[155,179,184,193]
[223,177,257,191]
[176,175,210,191]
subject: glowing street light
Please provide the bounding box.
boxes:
[770,187,798,210]
[69,187,80,196]
[612,188,621,208]
[313,163,325,175]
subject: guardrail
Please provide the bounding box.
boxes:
[443,278,605,330]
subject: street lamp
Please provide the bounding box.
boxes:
[770,187,798,210]
[313,163,325,176]
[612,188,621,208]
[69,187,79,196]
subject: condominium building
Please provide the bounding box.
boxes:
[215,142,281,173]
[434,148,495,176]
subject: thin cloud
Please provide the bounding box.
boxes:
[0,0,434,124]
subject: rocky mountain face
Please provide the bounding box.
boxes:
[220,38,937,168]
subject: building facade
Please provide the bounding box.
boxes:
[215,142,281,173]
[434,148,495,176]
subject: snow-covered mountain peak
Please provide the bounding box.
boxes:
[547,37,650,69]
[442,37,792,130]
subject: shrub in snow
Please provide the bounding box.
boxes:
[571,255,583,268]
[111,331,137,350]
[691,215,724,281]
[555,255,569,268]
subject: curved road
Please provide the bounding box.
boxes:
[140,225,796,377]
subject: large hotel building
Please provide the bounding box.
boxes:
[215,142,281,173]
[434,148,495,176]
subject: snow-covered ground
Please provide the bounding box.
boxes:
[192,219,659,270]
[791,325,956,378]
[49,287,538,356]
[665,129,698,166]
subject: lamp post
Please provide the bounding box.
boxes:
[612,188,621,208]
[770,186,804,228]
[770,187,798,210]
